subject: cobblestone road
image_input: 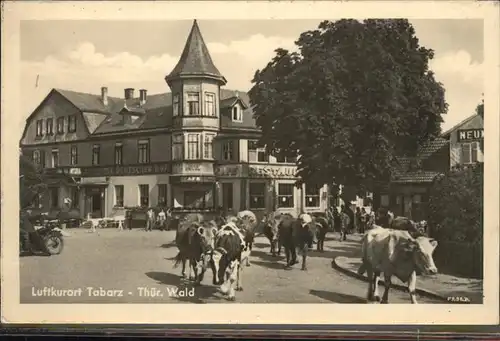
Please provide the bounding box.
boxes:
[20,229,443,304]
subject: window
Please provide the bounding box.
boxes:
[184,191,206,209]
[276,154,297,163]
[187,93,200,116]
[222,141,234,161]
[232,105,242,122]
[158,184,167,207]
[46,118,54,135]
[70,145,78,165]
[173,94,180,116]
[187,134,200,159]
[68,115,77,132]
[172,134,183,160]
[203,134,214,159]
[36,120,43,137]
[138,140,150,164]
[92,144,100,165]
[115,143,123,165]
[32,193,41,208]
[205,93,215,116]
[50,187,59,208]
[461,142,479,164]
[305,184,321,207]
[278,183,294,208]
[69,187,79,208]
[249,182,266,209]
[51,149,59,168]
[32,150,41,165]
[115,185,124,207]
[380,194,390,207]
[248,140,268,162]
[139,184,149,207]
[56,117,65,134]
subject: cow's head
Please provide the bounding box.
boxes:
[299,213,313,227]
[196,222,218,252]
[402,236,438,275]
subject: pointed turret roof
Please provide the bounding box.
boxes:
[166,20,226,85]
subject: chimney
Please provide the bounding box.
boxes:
[124,88,135,100]
[101,86,108,106]
[235,90,239,98]
[139,89,147,106]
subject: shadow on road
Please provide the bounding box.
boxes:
[251,260,286,270]
[307,244,361,260]
[253,242,270,249]
[145,271,222,303]
[251,249,284,262]
[309,289,366,303]
[160,241,176,248]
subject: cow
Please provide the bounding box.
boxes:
[278,213,316,270]
[389,216,427,237]
[235,210,258,266]
[375,207,394,228]
[313,216,329,252]
[261,212,282,257]
[173,219,218,285]
[210,221,247,300]
[357,226,438,304]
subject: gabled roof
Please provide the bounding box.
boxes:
[441,114,478,138]
[220,95,249,109]
[391,137,449,184]
[165,20,226,85]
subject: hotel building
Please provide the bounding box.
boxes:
[20,20,331,219]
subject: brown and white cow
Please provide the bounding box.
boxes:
[261,212,283,257]
[357,226,438,304]
[173,219,218,285]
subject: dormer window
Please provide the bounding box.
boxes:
[187,93,200,116]
[35,120,44,137]
[56,117,65,134]
[173,94,180,116]
[232,105,242,122]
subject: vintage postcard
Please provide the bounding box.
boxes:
[1,1,499,326]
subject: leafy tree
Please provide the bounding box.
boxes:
[428,163,483,244]
[19,154,47,210]
[249,19,448,195]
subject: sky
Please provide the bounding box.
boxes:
[20,19,484,135]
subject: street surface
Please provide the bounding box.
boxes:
[20,229,442,304]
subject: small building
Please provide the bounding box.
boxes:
[374,111,484,220]
[19,20,331,219]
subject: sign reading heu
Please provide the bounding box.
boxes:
[458,129,484,142]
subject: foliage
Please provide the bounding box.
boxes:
[249,19,447,193]
[19,154,47,210]
[428,162,483,244]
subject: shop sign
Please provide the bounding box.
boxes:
[215,165,240,177]
[81,163,171,177]
[248,165,297,178]
[171,176,216,183]
[458,129,484,142]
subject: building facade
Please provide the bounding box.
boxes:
[20,20,330,219]
[374,112,484,220]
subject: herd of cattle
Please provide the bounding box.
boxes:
[171,209,439,304]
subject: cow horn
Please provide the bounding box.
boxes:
[215,247,227,255]
[197,226,204,235]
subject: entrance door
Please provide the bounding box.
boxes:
[222,183,233,212]
[91,193,103,218]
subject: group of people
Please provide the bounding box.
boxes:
[325,204,376,238]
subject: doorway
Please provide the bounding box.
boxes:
[85,187,105,218]
[222,183,233,212]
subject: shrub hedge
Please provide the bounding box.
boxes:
[428,162,483,278]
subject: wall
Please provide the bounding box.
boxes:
[106,174,170,213]
[449,114,484,168]
[20,91,90,146]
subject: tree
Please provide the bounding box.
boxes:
[19,154,47,210]
[249,19,448,194]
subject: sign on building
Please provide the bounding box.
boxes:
[457,129,484,142]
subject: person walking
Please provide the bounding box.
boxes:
[145,208,155,232]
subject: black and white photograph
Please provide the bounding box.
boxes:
[2,1,499,326]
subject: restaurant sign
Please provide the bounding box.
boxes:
[170,175,216,184]
[458,129,484,142]
[81,163,171,177]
